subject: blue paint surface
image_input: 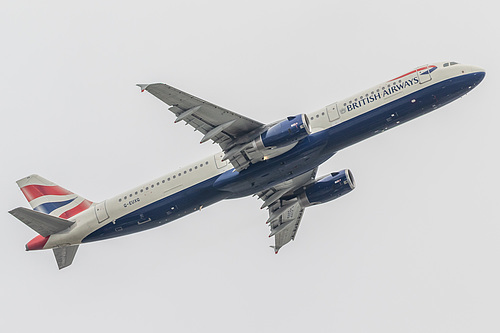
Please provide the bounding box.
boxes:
[34,199,75,215]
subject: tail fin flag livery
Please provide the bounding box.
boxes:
[8,62,485,269]
[16,174,93,219]
[10,175,93,269]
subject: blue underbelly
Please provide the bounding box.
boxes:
[82,176,230,243]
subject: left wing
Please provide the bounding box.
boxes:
[256,168,318,253]
[137,83,265,156]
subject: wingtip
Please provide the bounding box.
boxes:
[269,245,279,254]
[136,83,149,92]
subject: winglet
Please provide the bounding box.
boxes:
[136,84,150,92]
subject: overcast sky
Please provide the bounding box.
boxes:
[1,1,498,332]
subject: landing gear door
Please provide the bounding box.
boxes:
[417,65,432,84]
[326,103,340,122]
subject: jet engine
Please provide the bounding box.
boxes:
[264,169,356,229]
[223,114,312,170]
[298,169,355,207]
[257,114,311,149]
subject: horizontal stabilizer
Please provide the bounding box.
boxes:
[9,207,74,237]
[53,245,79,270]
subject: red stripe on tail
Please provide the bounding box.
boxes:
[58,200,93,219]
[26,235,50,251]
[20,185,73,202]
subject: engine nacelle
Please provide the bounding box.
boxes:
[298,169,356,207]
[222,114,312,171]
[256,114,311,149]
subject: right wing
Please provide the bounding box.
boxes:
[137,83,267,170]
[268,201,305,254]
[256,168,318,253]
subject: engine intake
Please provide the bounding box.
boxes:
[298,169,355,207]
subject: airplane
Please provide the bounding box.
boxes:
[9,61,485,269]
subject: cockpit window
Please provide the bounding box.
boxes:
[450,61,458,65]
[444,62,459,67]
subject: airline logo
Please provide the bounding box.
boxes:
[420,66,438,75]
[390,65,438,82]
[345,65,438,113]
[20,184,92,219]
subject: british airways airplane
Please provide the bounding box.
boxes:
[9,62,485,269]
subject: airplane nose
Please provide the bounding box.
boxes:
[469,65,486,75]
[468,66,486,87]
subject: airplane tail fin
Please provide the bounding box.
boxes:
[10,175,92,269]
[9,207,80,269]
[16,174,93,220]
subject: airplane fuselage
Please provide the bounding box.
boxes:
[29,62,486,249]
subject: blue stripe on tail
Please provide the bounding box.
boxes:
[34,199,75,215]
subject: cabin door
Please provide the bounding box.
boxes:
[326,103,340,122]
[95,201,109,223]
[214,152,229,169]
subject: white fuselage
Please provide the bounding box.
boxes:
[43,62,485,249]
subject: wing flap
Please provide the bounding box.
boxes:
[269,201,305,253]
[138,83,264,148]
[256,168,318,253]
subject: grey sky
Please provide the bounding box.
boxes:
[1,1,498,332]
